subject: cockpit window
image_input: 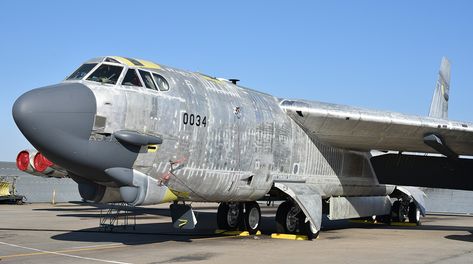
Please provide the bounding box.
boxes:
[104,57,120,63]
[139,70,157,90]
[121,69,142,87]
[152,73,169,91]
[86,64,123,85]
[67,63,97,80]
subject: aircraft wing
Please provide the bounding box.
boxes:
[280,99,473,156]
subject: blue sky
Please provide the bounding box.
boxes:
[1,1,473,161]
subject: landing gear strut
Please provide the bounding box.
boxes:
[217,202,261,234]
[275,200,318,239]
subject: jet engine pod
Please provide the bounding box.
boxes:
[16,149,49,177]
[77,180,123,203]
[32,152,67,178]
[105,167,177,206]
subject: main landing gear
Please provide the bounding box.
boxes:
[275,200,318,239]
[391,199,421,225]
[217,201,261,234]
[217,200,318,239]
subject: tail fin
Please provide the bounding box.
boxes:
[429,57,451,119]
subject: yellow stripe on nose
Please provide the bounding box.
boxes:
[110,57,161,69]
[110,56,135,66]
[137,59,161,69]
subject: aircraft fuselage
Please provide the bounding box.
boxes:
[85,61,392,202]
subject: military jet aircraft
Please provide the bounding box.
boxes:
[13,56,473,239]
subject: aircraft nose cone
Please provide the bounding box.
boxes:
[12,83,97,162]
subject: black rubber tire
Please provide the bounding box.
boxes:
[299,217,319,240]
[217,203,241,230]
[391,201,404,222]
[243,202,261,234]
[375,215,392,225]
[408,202,421,226]
[276,201,296,233]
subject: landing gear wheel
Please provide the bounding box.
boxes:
[217,202,241,230]
[375,214,391,225]
[276,201,301,234]
[391,200,406,222]
[243,202,261,234]
[300,218,319,240]
[408,202,421,226]
[276,201,318,240]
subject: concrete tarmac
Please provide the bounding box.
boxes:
[0,202,473,264]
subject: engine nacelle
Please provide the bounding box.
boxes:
[33,152,67,178]
[16,149,67,178]
[16,149,47,176]
[105,168,178,206]
[77,181,123,203]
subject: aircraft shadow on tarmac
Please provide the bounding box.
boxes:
[49,213,279,245]
[444,231,473,243]
[28,203,473,245]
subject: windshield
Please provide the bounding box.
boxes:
[86,64,123,85]
[139,70,157,90]
[67,63,97,80]
[122,69,142,87]
[153,73,169,91]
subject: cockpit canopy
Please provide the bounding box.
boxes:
[65,56,169,91]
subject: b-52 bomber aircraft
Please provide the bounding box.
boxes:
[13,56,473,239]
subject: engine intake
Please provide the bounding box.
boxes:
[76,179,123,203]
[105,167,177,206]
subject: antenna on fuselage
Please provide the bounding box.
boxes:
[229,79,240,85]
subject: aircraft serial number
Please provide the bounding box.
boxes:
[183,113,207,127]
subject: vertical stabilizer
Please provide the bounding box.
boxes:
[429,57,451,119]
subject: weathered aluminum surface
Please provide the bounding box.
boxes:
[328,196,392,220]
[21,56,470,210]
[75,56,391,203]
[280,99,473,154]
[274,182,322,231]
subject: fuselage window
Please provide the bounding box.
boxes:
[122,69,142,87]
[152,73,169,91]
[67,63,97,80]
[87,64,123,85]
[139,70,157,90]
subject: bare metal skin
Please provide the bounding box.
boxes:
[13,56,467,236]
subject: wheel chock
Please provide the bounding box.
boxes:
[271,233,309,240]
[214,230,261,236]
